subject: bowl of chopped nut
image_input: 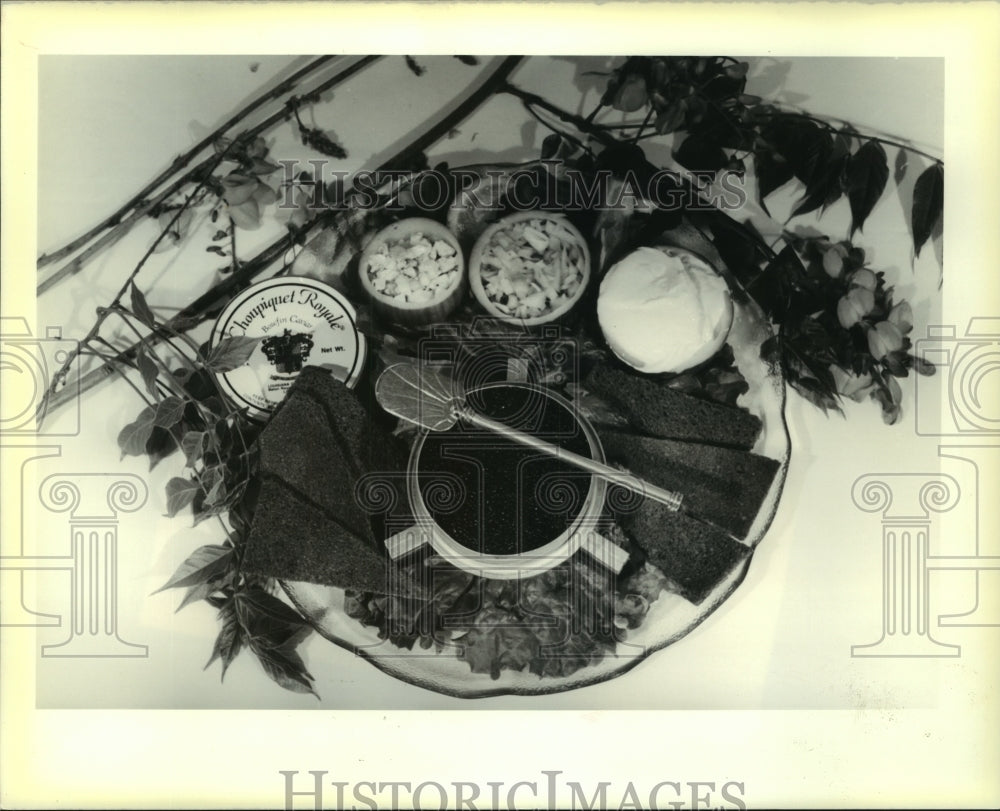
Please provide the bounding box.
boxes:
[359,218,466,327]
[468,211,591,325]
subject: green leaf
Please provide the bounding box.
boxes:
[193,502,229,527]
[235,586,312,642]
[911,163,943,257]
[117,406,156,458]
[153,395,186,429]
[790,156,844,218]
[250,639,317,697]
[135,345,160,400]
[205,598,245,679]
[145,426,178,471]
[787,374,843,415]
[130,282,157,328]
[754,152,794,213]
[180,430,207,467]
[204,476,226,508]
[176,581,213,612]
[206,335,261,372]
[795,128,834,186]
[846,141,889,235]
[164,476,200,518]
[673,135,727,174]
[235,586,317,695]
[156,543,232,592]
[760,116,820,179]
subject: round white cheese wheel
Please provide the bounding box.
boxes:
[597,246,734,374]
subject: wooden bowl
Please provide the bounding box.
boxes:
[468,211,591,326]
[359,218,465,327]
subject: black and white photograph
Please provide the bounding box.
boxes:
[2,2,998,809]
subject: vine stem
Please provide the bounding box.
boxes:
[37,146,236,422]
[501,82,618,149]
[501,80,780,269]
[36,55,526,426]
[632,107,655,144]
[37,55,337,271]
[753,109,943,165]
[37,55,383,296]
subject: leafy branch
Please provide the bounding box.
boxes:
[593,56,943,256]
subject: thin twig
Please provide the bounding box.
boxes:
[753,109,943,164]
[37,55,338,271]
[37,55,383,295]
[38,146,235,418]
[631,107,655,144]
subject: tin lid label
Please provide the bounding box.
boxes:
[210,276,366,419]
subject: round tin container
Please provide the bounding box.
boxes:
[209,276,366,420]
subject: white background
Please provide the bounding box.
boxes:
[3,2,999,809]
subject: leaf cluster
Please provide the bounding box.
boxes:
[751,236,934,422]
[601,56,943,257]
[346,555,623,681]
[114,284,317,696]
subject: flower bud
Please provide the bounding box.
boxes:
[613,75,648,113]
[868,320,904,359]
[221,173,258,206]
[850,268,877,291]
[837,287,875,328]
[823,245,847,277]
[888,301,913,334]
[831,365,874,402]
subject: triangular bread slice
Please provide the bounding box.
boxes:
[585,362,762,450]
[599,428,780,539]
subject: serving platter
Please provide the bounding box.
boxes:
[280,172,790,695]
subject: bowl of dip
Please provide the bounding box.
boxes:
[406,381,608,579]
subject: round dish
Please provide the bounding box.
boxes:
[359,218,465,327]
[468,211,590,325]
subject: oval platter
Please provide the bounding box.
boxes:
[283,266,789,698]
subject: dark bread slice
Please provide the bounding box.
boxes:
[585,362,762,450]
[243,367,421,596]
[246,476,406,594]
[599,429,780,539]
[618,499,751,605]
